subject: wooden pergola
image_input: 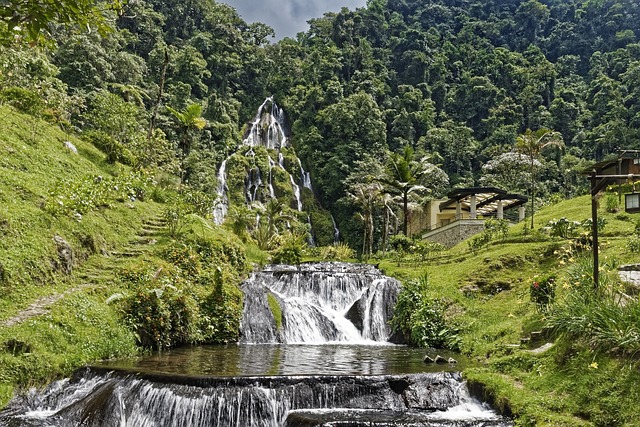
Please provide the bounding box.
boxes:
[439,187,528,220]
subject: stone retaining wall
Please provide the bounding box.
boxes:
[422,220,486,248]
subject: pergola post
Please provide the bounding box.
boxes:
[497,200,504,219]
[518,206,525,222]
[456,201,462,220]
[470,195,477,219]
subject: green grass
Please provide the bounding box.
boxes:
[0,107,166,406]
[378,195,640,426]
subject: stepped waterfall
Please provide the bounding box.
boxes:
[0,263,513,426]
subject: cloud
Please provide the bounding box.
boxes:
[223,0,368,40]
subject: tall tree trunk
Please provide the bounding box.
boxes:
[148,49,169,141]
[530,157,535,229]
[382,206,389,254]
[402,190,409,236]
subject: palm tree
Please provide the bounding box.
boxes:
[167,103,207,183]
[378,146,431,236]
[347,182,382,256]
[167,103,207,158]
[516,128,564,229]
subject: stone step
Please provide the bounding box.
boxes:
[138,229,164,237]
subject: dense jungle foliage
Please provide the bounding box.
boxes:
[3,0,640,249]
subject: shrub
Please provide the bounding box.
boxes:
[391,273,459,350]
[318,242,355,261]
[123,284,200,349]
[84,130,136,165]
[199,280,243,344]
[604,192,620,213]
[628,236,640,253]
[547,257,640,356]
[389,234,413,253]
[45,172,150,217]
[0,87,44,115]
[484,218,509,240]
[530,275,556,311]
[271,233,305,265]
[162,243,201,277]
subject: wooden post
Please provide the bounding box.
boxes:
[590,171,599,289]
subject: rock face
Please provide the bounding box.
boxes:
[52,235,74,274]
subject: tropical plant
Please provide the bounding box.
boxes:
[378,146,448,236]
[347,182,382,256]
[167,103,207,181]
[391,273,458,349]
[516,128,564,228]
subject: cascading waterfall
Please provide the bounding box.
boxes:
[0,368,511,427]
[239,263,401,344]
[331,214,341,243]
[298,158,313,191]
[213,159,228,225]
[0,263,513,427]
[213,97,313,225]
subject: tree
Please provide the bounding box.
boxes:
[1,0,121,46]
[167,103,206,156]
[379,146,448,236]
[347,182,383,257]
[516,128,564,228]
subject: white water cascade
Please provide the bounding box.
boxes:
[212,159,228,225]
[213,97,313,225]
[0,263,514,427]
[240,262,402,344]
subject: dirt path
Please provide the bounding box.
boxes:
[1,215,166,329]
[1,284,92,328]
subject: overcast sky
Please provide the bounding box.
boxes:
[222,0,369,40]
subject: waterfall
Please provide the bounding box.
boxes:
[240,263,400,344]
[0,263,513,427]
[213,97,311,224]
[243,96,287,150]
[297,158,313,191]
[213,159,228,225]
[245,167,263,204]
[307,216,316,247]
[331,215,341,243]
[0,368,511,427]
[289,174,302,211]
[267,156,277,199]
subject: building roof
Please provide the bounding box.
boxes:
[439,187,528,216]
[583,150,640,175]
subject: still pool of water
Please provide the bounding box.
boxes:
[94,344,469,377]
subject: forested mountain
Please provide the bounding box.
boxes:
[2,0,640,249]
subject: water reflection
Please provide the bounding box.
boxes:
[96,344,469,377]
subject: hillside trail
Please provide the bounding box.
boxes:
[0,215,167,328]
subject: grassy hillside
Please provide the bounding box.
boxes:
[0,106,168,403]
[379,193,640,426]
[0,106,255,406]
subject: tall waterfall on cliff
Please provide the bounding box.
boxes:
[213,97,308,226]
